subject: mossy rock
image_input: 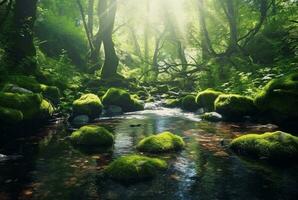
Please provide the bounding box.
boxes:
[215,94,256,120]
[105,155,167,182]
[196,89,223,111]
[181,95,198,112]
[73,94,103,119]
[0,92,54,121]
[254,73,298,125]
[70,125,114,146]
[3,75,61,104]
[164,99,181,108]
[230,131,298,162]
[0,106,23,124]
[200,112,222,122]
[102,88,144,112]
[137,132,185,153]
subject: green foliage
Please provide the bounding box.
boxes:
[181,95,198,112]
[105,155,167,182]
[196,89,223,112]
[255,72,298,123]
[70,125,114,146]
[137,132,185,153]
[230,131,298,162]
[102,88,144,112]
[73,94,103,119]
[35,10,87,67]
[215,94,256,120]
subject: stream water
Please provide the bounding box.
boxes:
[0,106,298,200]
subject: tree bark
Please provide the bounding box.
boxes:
[8,0,38,74]
[198,0,215,59]
[87,0,94,39]
[100,0,119,79]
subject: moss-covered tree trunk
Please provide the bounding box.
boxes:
[100,0,119,79]
[8,0,38,74]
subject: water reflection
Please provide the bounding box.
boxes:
[0,109,297,200]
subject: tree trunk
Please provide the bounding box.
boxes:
[198,0,215,59]
[143,0,150,82]
[225,0,238,54]
[100,0,119,79]
[8,0,38,74]
[87,0,94,39]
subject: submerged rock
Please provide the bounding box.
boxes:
[196,89,223,112]
[70,125,114,146]
[215,94,256,121]
[137,132,185,153]
[254,73,298,126]
[105,155,167,182]
[71,115,90,127]
[104,105,123,116]
[229,131,298,162]
[73,93,103,119]
[181,95,198,112]
[102,88,144,112]
[200,112,223,122]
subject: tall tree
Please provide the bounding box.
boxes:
[100,0,119,78]
[7,0,38,74]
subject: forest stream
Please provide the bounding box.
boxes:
[1,102,297,200]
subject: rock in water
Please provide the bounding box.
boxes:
[71,115,90,127]
[105,105,123,116]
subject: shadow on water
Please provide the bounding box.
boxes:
[0,108,297,200]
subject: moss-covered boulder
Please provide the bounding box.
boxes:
[105,155,167,182]
[0,106,23,124]
[181,95,198,112]
[137,132,185,153]
[200,112,222,122]
[196,89,223,111]
[254,73,298,125]
[70,125,114,146]
[101,88,144,112]
[164,99,181,108]
[0,92,54,122]
[230,131,298,162]
[3,75,61,104]
[215,94,256,120]
[73,94,103,119]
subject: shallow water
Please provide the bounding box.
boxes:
[0,107,298,200]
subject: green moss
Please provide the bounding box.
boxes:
[73,93,103,119]
[137,132,185,153]
[196,89,223,111]
[0,106,23,124]
[164,99,181,108]
[254,73,298,123]
[215,94,256,120]
[0,92,53,121]
[40,84,61,104]
[200,112,222,122]
[181,95,198,112]
[105,155,167,182]
[102,88,144,112]
[3,75,61,104]
[70,125,114,146]
[230,131,298,161]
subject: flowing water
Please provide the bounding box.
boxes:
[0,106,298,200]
